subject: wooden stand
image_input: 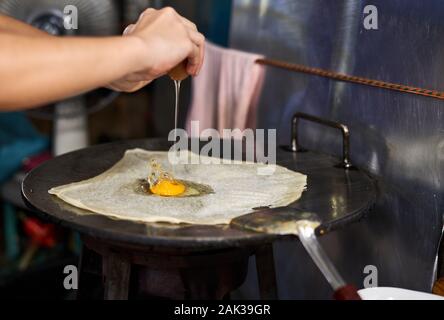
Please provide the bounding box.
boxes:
[77,236,277,300]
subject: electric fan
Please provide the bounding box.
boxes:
[0,0,121,155]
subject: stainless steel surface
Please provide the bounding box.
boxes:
[230,0,444,299]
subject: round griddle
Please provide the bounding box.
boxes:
[22,138,376,250]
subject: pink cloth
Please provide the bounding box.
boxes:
[186,42,265,137]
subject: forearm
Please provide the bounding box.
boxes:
[0,34,142,110]
[0,14,49,37]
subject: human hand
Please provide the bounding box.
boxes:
[107,7,205,92]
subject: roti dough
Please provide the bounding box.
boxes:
[49,149,307,225]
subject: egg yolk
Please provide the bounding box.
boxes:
[150,179,186,197]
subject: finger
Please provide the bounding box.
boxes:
[140,7,156,20]
[180,17,201,73]
[197,40,205,75]
[188,30,205,48]
[134,8,156,26]
[188,31,205,75]
[180,17,197,31]
[186,42,201,76]
[123,24,135,35]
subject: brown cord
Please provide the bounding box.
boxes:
[256,58,444,100]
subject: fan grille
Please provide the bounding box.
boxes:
[0,0,120,35]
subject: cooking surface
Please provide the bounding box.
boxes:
[48,149,307,225]
[22,138,377,249]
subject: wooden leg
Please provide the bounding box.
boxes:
[103,252,131,300]
[255,244,278,300]
[77,244,103,300]
[433,234,444,296]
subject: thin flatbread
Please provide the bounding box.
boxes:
[49,149,307,225]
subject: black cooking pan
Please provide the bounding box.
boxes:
[22,114,377,250]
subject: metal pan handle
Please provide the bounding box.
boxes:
[289,112,353,169]
[333,285,362,300]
